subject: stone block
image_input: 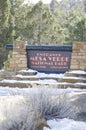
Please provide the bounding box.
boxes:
[73,42,82,49]
[79,66,86,70]
[13,41,27,50]
[72,61,79,65]
[20,55,27,58]
[21,61,27,64]
[70,65,80,70]
[18,64,27,68]
[77,53,85,56]
[10,63,18,68]
[71,59,78,62]
[15,60,21,64]
[13,52,18,55]
[72,42,86,51]
[80,59,86,64]
[73,49,80,53]
[83,44,86,49]
[80,49,85,53]
[19,51,27,55]
[71,56,78,59]
[71,53,77,57]
[13,54,20,58]
[20,58,27,63]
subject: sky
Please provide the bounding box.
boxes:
[25,0,62,4]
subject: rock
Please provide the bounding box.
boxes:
[76,112,86,122]
[67,92,86,121]
[35,116,51,130]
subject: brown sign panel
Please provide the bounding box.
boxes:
[27,50,72,73]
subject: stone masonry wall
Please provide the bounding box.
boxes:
[70,42,86,70]
[10,41,27,70]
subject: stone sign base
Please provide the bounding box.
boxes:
[10,41,28,70]
[70,42,86,71]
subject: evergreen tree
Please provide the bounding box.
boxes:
[0,0,24,47]
[0,0,11,47]
[22,1,65,45]
[64,0,85,43]
[54,0,85,44]
[0,0,86,47]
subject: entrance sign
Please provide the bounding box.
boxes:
[27,46,72,73]
[5,41,86,73]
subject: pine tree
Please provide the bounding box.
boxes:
[22,1,65,45]
[0,0,24,47]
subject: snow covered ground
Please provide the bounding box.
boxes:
[0,86,86,96]
[0,69,86,130]
[44,118,86,130]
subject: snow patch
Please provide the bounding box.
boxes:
[19,69,37,73]
[0,87,86,96]
[44,118,86,130]
[62,76,86,80]
[69,70,86,74]
[0,69,4,72]
[16,72,64,79]
[0,87,86,95]
[0,79,58,84]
